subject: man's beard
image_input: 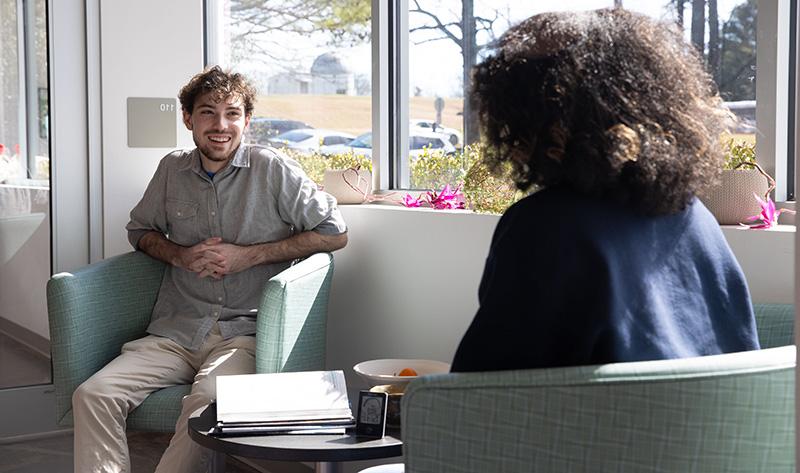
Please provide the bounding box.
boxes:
[195,137,238,163]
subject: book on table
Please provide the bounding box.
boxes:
[213,370,354,436]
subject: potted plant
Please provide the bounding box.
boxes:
[700,140,774,225]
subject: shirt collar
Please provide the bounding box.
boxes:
[230,144,250,168]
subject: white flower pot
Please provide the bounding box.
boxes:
[700,168,771,225]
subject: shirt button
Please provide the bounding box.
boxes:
[217,297,222,302]
[211,211,216,216]
[213,311,219,316]
[177,211,182,216]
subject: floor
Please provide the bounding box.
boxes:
[0,431,263,473]
[0,332,262,472]
[0,332,50,389]
[0,334,378,472]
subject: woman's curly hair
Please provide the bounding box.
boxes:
[471,8,732,215]
[179,65,257,117]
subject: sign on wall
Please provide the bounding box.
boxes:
[126,97,177,148]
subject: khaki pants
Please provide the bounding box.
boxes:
[72,325,256,473]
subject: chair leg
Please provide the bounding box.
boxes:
[209,451,227,473]
[315,461,342,473]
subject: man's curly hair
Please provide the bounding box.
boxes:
[471,9,732,215]
[179,65,257,117]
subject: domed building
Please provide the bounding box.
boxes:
[266,52,356,96]
[267,70,310,95]
[310,52,355,95]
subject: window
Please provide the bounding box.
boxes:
[209,0,794,206]
[401,0,766,192]
[213,0,372,185]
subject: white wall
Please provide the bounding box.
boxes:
[328,205,796,393]
[100,0,202,258]
[327,206,497,379]
[721,225,795,305]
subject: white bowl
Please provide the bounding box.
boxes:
[353,358,451,387]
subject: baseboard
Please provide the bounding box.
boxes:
[0,427,72,445]
[0,317,50,359]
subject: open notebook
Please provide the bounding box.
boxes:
[214,370,354,435]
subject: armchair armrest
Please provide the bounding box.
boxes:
[402,347,795,473]
[47,251,165,425]
[255,252,334,374]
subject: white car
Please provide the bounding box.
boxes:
[320,131,456,158]
[268,128,355,153]
[410,119,462,147]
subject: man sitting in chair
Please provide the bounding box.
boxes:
[72,66,347,473]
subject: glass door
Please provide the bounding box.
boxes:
[0,0,52,400]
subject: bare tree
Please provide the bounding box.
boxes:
[228,0,370,64]
[718,0,757,100]
[690,0,706,55]
[409,0,502,144]
[674,0,686,28]
[707,0,720,82]
[614,0,623,7]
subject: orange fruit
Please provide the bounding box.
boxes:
[397,368,418,377]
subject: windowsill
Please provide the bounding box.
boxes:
[345,202,475,215]
[720,224,795,233]
[342,204,798,238]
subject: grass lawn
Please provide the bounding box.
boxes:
[254,94,466,136]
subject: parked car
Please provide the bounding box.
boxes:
[319,130,456,158]
[410,118,462,147]
[245,117,312,145]
[724,101,756,134]
[268,128,356,153]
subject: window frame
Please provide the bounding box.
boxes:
[756,0,794,202]
[788,0,798,201]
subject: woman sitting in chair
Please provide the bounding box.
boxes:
[451,8,760,372]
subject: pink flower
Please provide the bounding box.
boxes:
[426,184,466,210]
[743,193,795,229]
[0,144,5,155]
[402,193,422,208]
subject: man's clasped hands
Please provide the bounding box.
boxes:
[177,237,256,279]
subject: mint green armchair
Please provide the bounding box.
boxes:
[400,304,795,473]
[47,251,334,431]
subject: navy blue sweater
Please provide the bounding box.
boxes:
[451,187,760,372]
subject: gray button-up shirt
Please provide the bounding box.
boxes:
[126,144,346,350]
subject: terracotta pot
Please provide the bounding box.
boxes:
[700,167,772,225]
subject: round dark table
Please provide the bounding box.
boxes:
[188,403,402,473]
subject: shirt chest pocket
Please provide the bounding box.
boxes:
[166,199,199,246]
